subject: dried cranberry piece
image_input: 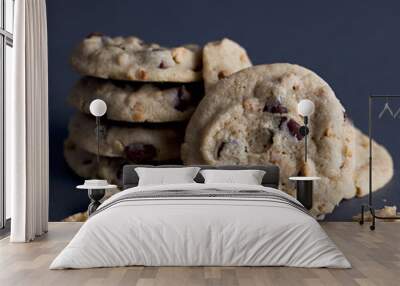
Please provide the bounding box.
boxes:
[86,32,104,38]
[278,117,287,129]
[174,86,192,112]
[159,61,168,69]
[286,119,304,140]
[124,143,157,163]
[263,101,288,114]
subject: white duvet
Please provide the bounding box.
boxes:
[50,183,350,269]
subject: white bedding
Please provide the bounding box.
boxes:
[50,183,351,269]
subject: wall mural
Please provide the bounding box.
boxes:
[47,1,400,222]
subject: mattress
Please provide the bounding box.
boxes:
[50,183,350,269]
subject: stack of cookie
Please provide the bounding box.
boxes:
[62,35,253,221]
[65,34,205,186]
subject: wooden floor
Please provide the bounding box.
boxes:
[0,222,399,286]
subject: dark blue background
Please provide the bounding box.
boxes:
[47,0,400,221]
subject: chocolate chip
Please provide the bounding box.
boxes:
[217,142,226,158]
[263,101,288,114]
[218,71,227,80]
[174,86,192,112]
[278,116,287,129]
[286,119,304,140]
[86,32,104,38]
[124,143,157,163]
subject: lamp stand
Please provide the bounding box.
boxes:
[299,116,309,162]
[95,116,100,167]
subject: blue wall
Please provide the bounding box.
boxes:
[47,0,400,221]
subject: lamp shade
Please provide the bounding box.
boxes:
[297,99,315,117]
[89,99,107,117]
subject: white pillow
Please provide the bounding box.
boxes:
[200,169,266,185]
[135,167,200,186]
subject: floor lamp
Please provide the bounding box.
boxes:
[297,99,315,162]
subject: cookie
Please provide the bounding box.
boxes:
[182,63,357,215]
[71,33,202,82]
[64,139,122,198]
[64,139,182,186]
[203,38,252,90]
[64,139,124,185]
[353,126,393,197]
[69,77,203,123]
[68,113,183,162]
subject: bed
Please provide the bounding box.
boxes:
[50,165,350,269]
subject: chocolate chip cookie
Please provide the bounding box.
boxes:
[69,77,203,123]
[71,34,202,82]
[203,38,252,90]
[182,63,363,216]
[68,113,183,162]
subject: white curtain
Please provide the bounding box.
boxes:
[8,0,49,242]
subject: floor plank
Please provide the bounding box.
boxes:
[0,222,399,286]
